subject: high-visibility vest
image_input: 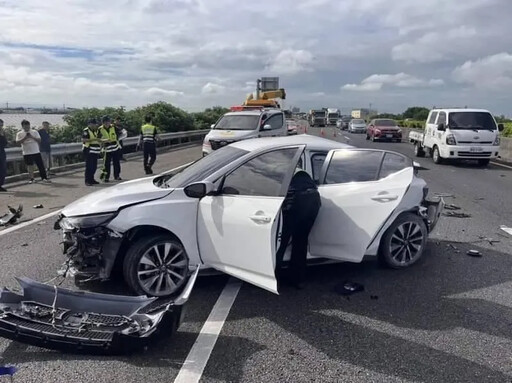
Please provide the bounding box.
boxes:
[99,124,120,152]
[141,124,157,143]
[83,128,101,154]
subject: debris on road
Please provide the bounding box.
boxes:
[467,249,482,257]
[444,204,461,211]
[334,281,365,296]
[443,211,471,218]
[447,243,460,253]
[0,205,23,226]
[500,225,512,237]
[435,193,455,198]
[33,204,44,209]
[474,197,485,201]
[21,243,28,247]
[0,365,17,380]
[370,295,379,300]
[475,236,500,246]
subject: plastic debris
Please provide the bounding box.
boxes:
[0,205,23,226]
[334,281,365,296]
[444,204,461,211]
[435,193,455,198]
[33,204,44,209]
[21,243,28,247]
[443,211,471,218]
[467,249,482,257]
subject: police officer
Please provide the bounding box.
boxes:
[99,116,121,182]
[276,168,321,289]
[82,118,101,186]
[138,115,159,174]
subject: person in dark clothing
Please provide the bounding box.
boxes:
[137,115,159,174]
[0,119,7,192]
[82,118,101,186]
[276,168,321,289]
[113,117,127,162]
[38,121,52,176]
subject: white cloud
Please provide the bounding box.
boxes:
[452,53,512,89]
[266,49,314,75]
[145,87,184,97]
[201,82,226,95]
[343,73,444,91]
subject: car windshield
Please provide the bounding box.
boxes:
[214,115,260,131]
[342,116,351,122]
[375,119,397,126]
[314,112,326,117]
[157,146,249,189]
[352,119,365,124]
[448,112,497,131]
[328,113,338,118]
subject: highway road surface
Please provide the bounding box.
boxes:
[1,130,512,383]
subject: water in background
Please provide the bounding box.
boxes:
[0,114,67,129]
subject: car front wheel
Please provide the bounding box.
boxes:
[432,146,443,164]
[123,234,189,297]
[379,213,427,269]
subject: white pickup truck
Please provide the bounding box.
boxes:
[408,108,504,166]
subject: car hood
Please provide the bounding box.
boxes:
[207,129,257,140]
[62,177,173,217]
[448,128,497,143]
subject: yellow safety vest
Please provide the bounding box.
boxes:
[141,124,157,143]
[83,128,101,154]
[99,124,120,153]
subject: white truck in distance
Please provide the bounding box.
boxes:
[409,108,504,166]
[327,108,340,125]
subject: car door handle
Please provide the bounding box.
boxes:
[371,194,399,202]
[249,214,272,224]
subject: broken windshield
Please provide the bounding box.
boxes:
[448,112,497,130]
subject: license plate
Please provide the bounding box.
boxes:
[386,134,393,138]
[470,147,483,152]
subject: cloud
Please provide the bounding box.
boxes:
[145,87,184,97]
[201,82,226,95]
[343,73,444,91]
[452,53,512,89]
[266,49,314,75]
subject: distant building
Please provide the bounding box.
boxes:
[351,108,377,119]
[292,107,300,113]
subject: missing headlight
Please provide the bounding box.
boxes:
[59,213,117,230]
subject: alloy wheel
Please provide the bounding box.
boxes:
[137,241,189,296]
[389,221,424,265]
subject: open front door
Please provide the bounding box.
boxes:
[309,149,413,263]
[197,146,304,294]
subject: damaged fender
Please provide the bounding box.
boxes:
[0,266,200,355]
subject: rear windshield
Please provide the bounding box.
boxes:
[342,116,352,122]
[352,119,365,124]
[214,115,259,131]
[448,112,497,131]
[375,119,397,126]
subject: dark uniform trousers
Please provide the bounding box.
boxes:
[101,150,121,181]
[143,142,157,170]
[83,148,98,183]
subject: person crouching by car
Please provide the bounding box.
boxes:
[82,118,101,186]
[15,120,50,184]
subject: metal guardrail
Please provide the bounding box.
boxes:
[5,130,209,162]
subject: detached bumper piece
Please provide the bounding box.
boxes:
[0,267,199,355]
[422,198,445,232]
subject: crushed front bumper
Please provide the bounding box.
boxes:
[0,267,199,355]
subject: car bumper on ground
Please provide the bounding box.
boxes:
[0,268,199,355]
[439,145,499,160]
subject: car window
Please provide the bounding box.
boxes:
[428,112,438,124]
[437,112,446,125]
[264,114,284,130]
[222,148,298,196]
[311,152,327,182]
[324,150,383,184]
[379,152,410,179]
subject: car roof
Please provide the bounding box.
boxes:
[230,134,353,152]
[431,108,491,113]
[224,109,282,117]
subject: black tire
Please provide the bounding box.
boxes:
[366,134,370,140]
[414,143,425,157]
[123,234,189,297]
[432,146,443,164]
[477,159,490,166]
[379,213,428,269]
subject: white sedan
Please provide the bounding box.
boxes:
[55,135,443,297]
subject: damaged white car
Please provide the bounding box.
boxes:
[54,134,443,297]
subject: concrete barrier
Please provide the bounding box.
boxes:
[498,137,512,163]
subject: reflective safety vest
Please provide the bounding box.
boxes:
[83,128,101,154]
[99,124,120,152]
[141,124,157,143]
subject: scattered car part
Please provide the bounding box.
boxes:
[33,204,44,209]
[466,250,482,257]
[0,205,23,227]
[334,281,364,296]
[444,204,461,211]
[500,225,512,237]
[443,211,471,218]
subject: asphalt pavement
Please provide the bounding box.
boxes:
[1,129,512,382]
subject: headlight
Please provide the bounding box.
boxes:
[59,213,116,230]
[494,135,500,146]
[446,134,457,145]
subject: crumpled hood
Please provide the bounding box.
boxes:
[207,129,257,141]
[62,177,173,217]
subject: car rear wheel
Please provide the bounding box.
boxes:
[123,234,189,297]
[379,213,427,269]
[432,146,443,164]
[414,143,425,157]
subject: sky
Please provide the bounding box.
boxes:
[0,0,511,114]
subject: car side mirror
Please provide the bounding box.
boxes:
[210,124,215,129]
[261,124,272,131]
[184,181,214,199]
[437,123,446,131]
[498,123,504,132]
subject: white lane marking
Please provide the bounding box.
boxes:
[0,210,61,237]
[448,281,512,309]
[491,161,512,170]
[0,162,194,237]
[174,278,242,383]
[500,225,512,236]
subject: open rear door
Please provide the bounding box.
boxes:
[197,146,304,294]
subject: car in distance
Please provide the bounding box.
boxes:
[348,119,367,133]
[338,115,352,130]
[366,119,403,142]
[54,135,443,299]
[286,119,298,135]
